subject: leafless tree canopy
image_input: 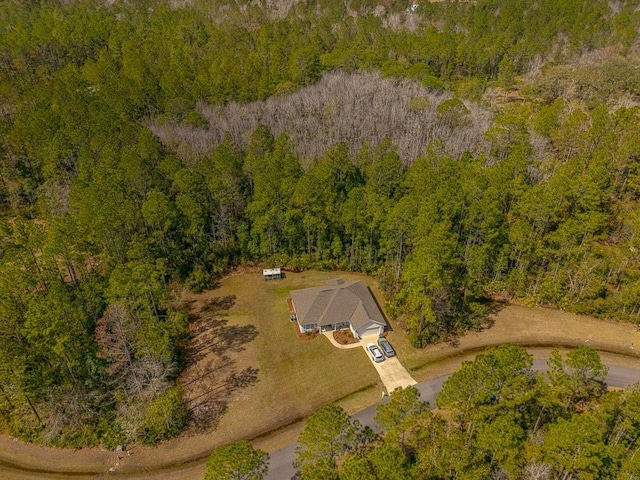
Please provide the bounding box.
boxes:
[95,303,138,379]
[96,303,176,420]
[42,387,103,444]
[522,461,552,480]
[150,71,492,167]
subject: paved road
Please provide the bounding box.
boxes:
[265,362,640,480]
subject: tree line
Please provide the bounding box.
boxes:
[0,0,639,447]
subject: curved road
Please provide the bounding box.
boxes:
[266,360,640,480]
[1,358,638,479]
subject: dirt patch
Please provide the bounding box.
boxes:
[333,329,359,345]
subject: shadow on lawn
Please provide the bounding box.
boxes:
[477,296,511,331]
[446,297,510,348]
[182,295,260,432]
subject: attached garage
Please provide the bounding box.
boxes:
[289,279,387,340]
[354,323,384,339]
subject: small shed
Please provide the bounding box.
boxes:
[263,267,282,280]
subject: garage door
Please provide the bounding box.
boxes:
[359,325,382,338]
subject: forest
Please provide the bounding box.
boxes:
[1,0,640,447]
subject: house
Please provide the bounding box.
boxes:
[263,267,282,280]
[289,279,387,339]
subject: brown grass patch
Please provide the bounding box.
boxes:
[386,302,640,383]
[179,294,260,432]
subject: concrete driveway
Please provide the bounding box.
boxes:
[361,336,417,393]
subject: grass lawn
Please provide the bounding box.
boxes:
[179,269,382,449]
[177,271,640,457]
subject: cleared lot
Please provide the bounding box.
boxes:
[174,270,381,461]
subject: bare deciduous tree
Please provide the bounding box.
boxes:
[96,303,174,394]
[125,354,175,400]
[95,303,138,379]
[41,386,103,445]
[522,461,552,480]
[149,71,492,167]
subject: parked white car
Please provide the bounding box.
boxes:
[366,343,385,363]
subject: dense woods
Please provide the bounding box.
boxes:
[1,0,640,446]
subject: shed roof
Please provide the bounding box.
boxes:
[263,267,281,276]
[289,279,386,329]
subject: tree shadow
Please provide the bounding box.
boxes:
[187,295,237,319]
[186,319,258,364]
[445,297,510,347]
[185,295,259,364]
[180,295,260,433]
[475,296,511,331]
[186,366,260,432]
[484,296,510,315]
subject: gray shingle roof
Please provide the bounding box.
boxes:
[290,279,386,329]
